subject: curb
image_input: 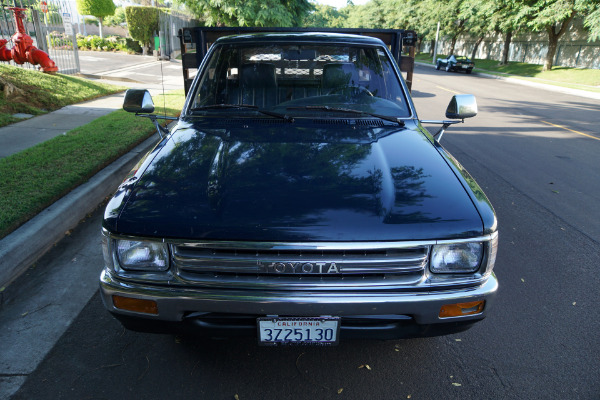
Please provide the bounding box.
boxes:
[415,61,600,100]
[0,136,158,289]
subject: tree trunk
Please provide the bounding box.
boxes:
[429,39,435,56]
[544,29,559,71]
[98,17,103,39]
[500,31,512,65]
[543,13,575,71]
[449,35,458,55]
[471,36,484,61]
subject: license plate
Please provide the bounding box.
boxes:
[257,317,340,346]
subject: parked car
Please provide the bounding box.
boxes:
[100,30,498,346]
[436,55,474,73]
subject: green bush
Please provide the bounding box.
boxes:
[125,6,159,53]
[76,34,141,53]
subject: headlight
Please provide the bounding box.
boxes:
[430,242,483,274]
[116,240,169,271]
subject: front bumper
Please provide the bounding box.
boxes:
[100,270,498,339]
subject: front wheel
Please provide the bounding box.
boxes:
[446,65,452,72]
[435,62,441,70]
[466,69,472,74]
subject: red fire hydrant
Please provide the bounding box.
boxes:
[0,7,58,73]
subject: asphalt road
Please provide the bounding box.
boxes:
[5,65,600,399]
[78,51,185,91]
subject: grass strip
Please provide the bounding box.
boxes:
[0,89,185,239]
[0,65,125,127]
[415,53,600,90]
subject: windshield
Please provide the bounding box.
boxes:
[190,42,410,118]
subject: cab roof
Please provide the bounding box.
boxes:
[214,32,386,47]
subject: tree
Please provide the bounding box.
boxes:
[125,6,159,55]
[519,0,596,71]
[489,0,528,65]
[303,4,344,28]
[104,6,127,27]
[76,0,116,38]
[418,0,467,55]
[459,0,511,61]
[178,0,313,27]
[584,6,600,41]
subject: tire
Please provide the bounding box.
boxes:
[435,62,441,70]
[466,69,472,74]
[446,65,451,72]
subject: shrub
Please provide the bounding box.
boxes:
[75,35,140,53]
[125,6,159,55]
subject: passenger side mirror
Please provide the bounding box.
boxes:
[445,94,477,119]
[123,89,155,114]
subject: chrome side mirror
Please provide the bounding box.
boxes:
[123,89,155,114]
[446,94,477,119]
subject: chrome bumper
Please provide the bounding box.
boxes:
[100,270,498,326]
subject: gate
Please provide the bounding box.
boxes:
[1,0,79,74]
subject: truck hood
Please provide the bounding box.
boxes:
[108,121,483,241]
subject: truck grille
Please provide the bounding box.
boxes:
[171,242,430,290]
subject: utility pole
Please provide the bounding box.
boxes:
[432,21,440,64]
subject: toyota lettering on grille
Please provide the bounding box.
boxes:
[257,261,341,274]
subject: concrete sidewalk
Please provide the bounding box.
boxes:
[0,94,125,159]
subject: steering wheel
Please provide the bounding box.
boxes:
[328,85,374,97]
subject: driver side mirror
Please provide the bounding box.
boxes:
[446,94,477,119]
[123,89,155,114]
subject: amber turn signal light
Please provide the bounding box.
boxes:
[112,295,158,315]
[439,300,485,318]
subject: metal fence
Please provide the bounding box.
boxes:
[1,0,79,74]
[158,9,197,59]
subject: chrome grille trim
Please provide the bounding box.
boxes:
[171,241,431,290]
[172,247,428,275]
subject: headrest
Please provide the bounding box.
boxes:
[322,63,360,89]
[240,63,277,89]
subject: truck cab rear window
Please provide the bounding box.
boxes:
[191,43,410,118]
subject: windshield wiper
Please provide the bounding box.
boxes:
[190,104,293,122]
[287,106,403,125]
[191,104,258,111]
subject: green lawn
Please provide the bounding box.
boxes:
[0,90,186,240]
[0,65,125,127]
[415,53,600,90]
